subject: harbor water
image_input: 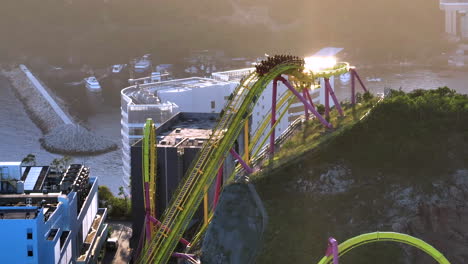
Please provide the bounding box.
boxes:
[0,63,467,194]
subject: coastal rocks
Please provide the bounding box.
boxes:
[40,124,118,155]
[201,183,267,264]
[2,68,63,133]
[400,204,468,264]
[2,67,118,155]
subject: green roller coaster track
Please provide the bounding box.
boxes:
[138,60,314,264]
[317,232,450,264]
[136,58,449,264]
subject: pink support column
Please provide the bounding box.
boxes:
[172,253,197,261]
[324,78,330,118]
[213,164,223,210]
[144,182,152,243]
[305,88,316,109]
[352,69,368,93]
[278,76,332,128]
[325,237,339,264]
[134,217,147,260]
[302,88,310,120]
[270,78,278,154]
[229,148,254,174]
[351,69,356,105]
[148,215,191,246]
[324,78,344,117]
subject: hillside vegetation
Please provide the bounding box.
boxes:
[252,88,468,264]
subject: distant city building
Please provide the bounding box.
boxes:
[120,78,237,183]
[129,112,241,249]
[440,0,468,66]
[0,162,107,264]
[440,0,468,40]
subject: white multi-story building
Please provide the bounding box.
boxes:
[440,0,468,66]
[441,0,468,40]
[121,48,344,182]
[121,78,237,182]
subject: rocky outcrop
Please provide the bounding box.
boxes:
[201,183,267,264]
[40,124,118,155]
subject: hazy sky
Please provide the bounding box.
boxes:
[0,0,445,65]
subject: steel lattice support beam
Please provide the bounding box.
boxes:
[324,78,344,117]
[270,78,278,154]
[147,215,191,246]
[230,148,254,174]
[213,164,223,210]
[302,88,310,120]
[350,68,368,105]
[144,182,152,243]
[278,76,332,128]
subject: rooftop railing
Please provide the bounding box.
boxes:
[440,0,468,4]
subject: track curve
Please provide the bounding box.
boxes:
[317,232,450,264]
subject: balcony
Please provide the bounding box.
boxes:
[77,208,108,264]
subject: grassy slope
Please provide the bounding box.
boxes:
[252,88,468,264]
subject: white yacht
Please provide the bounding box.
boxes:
[85,76,102,92]
[340,72,351,85]
[134,54,151,73]
[112,64,126,74]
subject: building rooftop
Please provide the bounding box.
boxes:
[156,112,219,147]
[312,47,344,57]
[212,68,254,82]
[0,164,92,219]
[122,77,234,105]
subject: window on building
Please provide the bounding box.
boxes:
[27,229,32,240]
[27,245,33,257]
[211,101,215,109]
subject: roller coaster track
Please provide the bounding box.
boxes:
[318,232,450,264]
[137,60,316,263]
[137,57,402,263]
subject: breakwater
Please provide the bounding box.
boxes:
[2,66,117,155]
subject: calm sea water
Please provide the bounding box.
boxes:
[0,75,125,194]
[0,64,467,194]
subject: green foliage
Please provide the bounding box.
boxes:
[324,87,468,176]
[98,185,131,219]
[363,91,374,102]
[316,104,325,115]
[355,92,363,103]
[50,156,73,173]
[21,154,36,166]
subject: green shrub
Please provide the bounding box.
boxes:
[98,186,131,219]
[316,104,325,115]
[363,91,374,102]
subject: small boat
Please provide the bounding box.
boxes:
[134,54,151,73]
[366,77,382,82]
[340,72,351,84]
[112,64,126,74]
[84,76,102,92]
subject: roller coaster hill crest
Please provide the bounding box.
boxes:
[133,54,452,264]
